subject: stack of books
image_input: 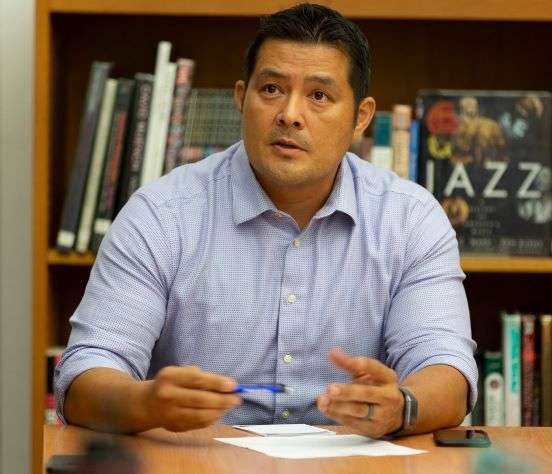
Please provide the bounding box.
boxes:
[56,41,241,254]
[468,313,552,427]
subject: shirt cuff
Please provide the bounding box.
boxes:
[54,347,139,425]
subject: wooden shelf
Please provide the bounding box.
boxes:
[33,3,552,472]
[48,0,552,22]
[47,249,95,266]
[461,257,552,273]
[46,249,552,273]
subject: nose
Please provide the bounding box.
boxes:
[276,95,305,130]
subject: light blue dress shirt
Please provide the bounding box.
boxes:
[55,141,477,425]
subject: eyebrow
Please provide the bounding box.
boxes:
[255,68,338,88]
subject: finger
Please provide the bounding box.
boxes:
[334,414,388,439]
[323,399,373,419]
[157,385,242,409]
[158,366,237,392]
[326,383,385,403]
[328,348,396,383]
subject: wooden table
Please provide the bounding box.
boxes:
[44,425,552,473]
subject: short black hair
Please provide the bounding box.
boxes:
[244,3,372,107]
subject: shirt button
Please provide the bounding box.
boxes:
[292,239,300,248]
[281,409,291,419]
[283,353,294,364]
[287,294,297,304]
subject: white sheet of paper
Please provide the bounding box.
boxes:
[215,434,427,459]
[232,424,335,437]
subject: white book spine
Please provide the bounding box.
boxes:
[503,313,522,426]
[371,146,393,170]
[75,79,117,253]
[151,62,176,180]
[484,370,505,426]
[141,41,171,186]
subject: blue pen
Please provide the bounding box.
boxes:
[234,383,290,394]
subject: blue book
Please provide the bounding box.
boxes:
[409,119,420,182]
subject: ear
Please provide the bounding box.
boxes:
[234,80,246,113]
[353,96,376,140]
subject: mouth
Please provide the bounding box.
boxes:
[270,138,306,154]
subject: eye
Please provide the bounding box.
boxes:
[311,90,329,102]
[261,84,280,95]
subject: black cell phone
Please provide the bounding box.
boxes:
[434,429,491,447]
[46,454,87,473]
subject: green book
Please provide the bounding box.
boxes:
[484,351,505,426]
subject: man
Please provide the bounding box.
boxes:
[56,3,477,439]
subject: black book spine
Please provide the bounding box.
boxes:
[116,73,154,213]
[56,61,112,251]
[90,78,135,252]
[163,59,195,174]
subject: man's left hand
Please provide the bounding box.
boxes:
[317,348,404,438]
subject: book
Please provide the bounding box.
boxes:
[75,78,118,253]
[502,312,522,426]
[179,88,241,148]
[163,58,195,174]
[370,112,393,171]
[521,314,537,426]
[391,104,412,179]
[116,73,154,212]
[140,41,173,186]
[541,314,552,426]
[409,119,420,182]
[45,346,64,425]
[470,351,485,426]
[483,351,505,426]
[90,78,135,252]
[416,90,552,256]
[56,61,112,250]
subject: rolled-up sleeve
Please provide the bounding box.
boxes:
[54,192,175,423]
[384,198,478,412]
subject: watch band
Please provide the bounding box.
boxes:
[388,387,418,438]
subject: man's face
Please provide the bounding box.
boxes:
[235,39,374,192]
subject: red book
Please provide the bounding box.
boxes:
[521,314,536,426]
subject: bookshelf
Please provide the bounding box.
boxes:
[33,1,552,472]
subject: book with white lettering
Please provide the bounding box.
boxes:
[416,90,552,256]
[502,312,522,426]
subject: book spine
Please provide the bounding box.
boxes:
[470,351,485,425]
[56,61,112,250]
[75,78,118,253]
[391,104,412,179]
[164,58,195,174]
[502,312,522,426]
[90,78,135,252]
[140,41,172,186]
[521,314,536,425]
[116,73,154,212]
[45,346,64,425]
[540,314,552,425]
[371,112,393,170]
[408,119,420,182]
[484,351,505,426]
[150,62,176,180]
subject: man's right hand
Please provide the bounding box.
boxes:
[144,366,242,432]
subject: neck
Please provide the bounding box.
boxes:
[259,172,338,231]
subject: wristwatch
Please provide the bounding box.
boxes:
[388,387,418,437]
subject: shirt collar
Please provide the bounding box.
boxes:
[231,142,277,224]
[314,155,358,225]
[230,141,358,226]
